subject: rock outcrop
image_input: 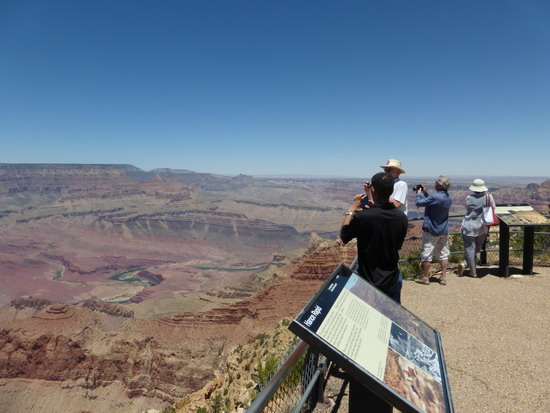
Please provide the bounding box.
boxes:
[10,297,53,311]
[34,304,74,319]
[82,301,134,318]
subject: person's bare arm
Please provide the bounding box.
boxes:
[341,194,365,228]
[389,198,402,209]
[363,181,374,207]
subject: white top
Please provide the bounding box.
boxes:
[392,179,408,216]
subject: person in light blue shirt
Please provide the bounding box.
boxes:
[458,178,495,278]
[414,176,453,285]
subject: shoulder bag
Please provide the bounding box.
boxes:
[482,194,499,226]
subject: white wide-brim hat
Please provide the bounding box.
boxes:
[469,178,488,192]
[380,159,405,174]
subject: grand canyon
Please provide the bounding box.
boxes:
[0,164,548,412]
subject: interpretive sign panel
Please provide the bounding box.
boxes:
[289,264,454,413]
[495,204,550,227]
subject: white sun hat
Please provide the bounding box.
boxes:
[469,178,488,192]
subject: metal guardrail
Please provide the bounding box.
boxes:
[398,214,550,278]
[246,259,360,413]
[246,340,324,413]
[248,214,550,412]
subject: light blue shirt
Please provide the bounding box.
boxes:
[415,190,452,236]
[461,193,490,237]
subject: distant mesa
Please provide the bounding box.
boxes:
[46,304,70,315]
[34,304,74,320]
[150,168,194,174]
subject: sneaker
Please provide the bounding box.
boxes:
[440,280,447,285]
[457,262,465,277]
[415,278,430,285]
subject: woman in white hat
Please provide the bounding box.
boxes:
[458,179,496,277]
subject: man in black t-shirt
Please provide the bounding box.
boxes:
[340,171,408,303]
[339,171,409,413]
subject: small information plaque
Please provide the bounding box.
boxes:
[289,264,454,413]
[495,204,550,227]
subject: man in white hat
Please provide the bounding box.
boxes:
[370,159,408,216]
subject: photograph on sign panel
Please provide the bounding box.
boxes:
[389,323,441,382]
[384,348,446,413]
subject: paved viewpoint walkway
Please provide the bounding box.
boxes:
[315,265,550,413]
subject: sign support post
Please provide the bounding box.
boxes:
[523,227,535,275]
[349,379,392,413]
[495,204,550,277]
[498,221,510,277]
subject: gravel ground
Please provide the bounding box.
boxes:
[314,265,550,413]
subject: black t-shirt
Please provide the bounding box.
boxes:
[340,201,408,292]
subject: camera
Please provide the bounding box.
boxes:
[412,184,424,192]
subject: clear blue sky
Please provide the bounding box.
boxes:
[1,1,549,177]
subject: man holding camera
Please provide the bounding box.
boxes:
[414,176,453,285]
[341,171,408,413]
[341,172,408,302]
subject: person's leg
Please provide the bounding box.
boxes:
[463,235,476,275]
[416,232,433,284]
[473,232,487,273]
[415,260,432,284]
[458,234,468,276]
[422,260,431,278]
[474,233,486,255]
[466,234,485,277]
[439,236,450,284]
[440,260,448,284]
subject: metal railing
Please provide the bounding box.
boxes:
[398,214,550,278]
[246,262,359,413]
[246,340,324,413]
[247,215,550,412]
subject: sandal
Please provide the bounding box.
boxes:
[415,278,430,285]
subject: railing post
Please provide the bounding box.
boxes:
[523,227,535,275]
[499,222,510,277]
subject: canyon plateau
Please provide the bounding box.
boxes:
[0,164,548,412]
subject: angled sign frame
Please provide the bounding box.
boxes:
[289,263,454,413]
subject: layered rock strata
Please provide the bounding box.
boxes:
[0,237,355,410]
